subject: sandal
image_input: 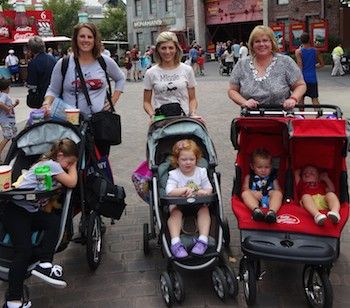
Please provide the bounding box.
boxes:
[252,208,265,221]
[265,209,277,224]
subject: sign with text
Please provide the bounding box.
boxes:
[311,20,328,51]
[271,24,285,52]
[289,23,305,52]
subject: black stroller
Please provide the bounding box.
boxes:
[0,120,126,300]
[143,117,237,306]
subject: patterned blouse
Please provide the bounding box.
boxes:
[229,53,303,106]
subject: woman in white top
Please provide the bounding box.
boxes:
[221,44,234,74]
[143,31,200,119]
[239,41,249,59]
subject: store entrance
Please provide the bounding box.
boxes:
[207,21,261,44]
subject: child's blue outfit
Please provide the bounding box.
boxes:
[249,170,276,208]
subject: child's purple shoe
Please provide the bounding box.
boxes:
[191,239,208,255]
[170,242,188,258]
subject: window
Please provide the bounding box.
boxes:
[151,31,158,45]
[137,32,145,53]
[149,0,157,15]
[135,0,142,17]
[277,0,289,4]
[165,0,173,13]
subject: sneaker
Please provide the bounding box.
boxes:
[252,208,265,221]
[327,211,340,224]
[3,301,32,308]
[314,213,327,226]
[191,239,208,256]
[265,210,277,224]
[31,264,67,288]
[170,242,188,258]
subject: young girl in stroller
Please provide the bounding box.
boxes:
[242,148,282,223]
[295,165,340,225]
[2,138,78,308]
[166,139,212,258]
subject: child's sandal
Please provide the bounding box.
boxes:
[265,209,277,224]
[252,207,265,221]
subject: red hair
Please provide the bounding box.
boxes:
[171,139,202,168]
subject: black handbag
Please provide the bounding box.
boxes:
[86,170,126,219]
[26,89,43,108]
[74,58,122,145]
[156,102,185,117]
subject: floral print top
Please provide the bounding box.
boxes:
[229,53,303,106]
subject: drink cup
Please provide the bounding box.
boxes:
[29,109,45,125]
[0,165,12,192]
[34,165,52,191]
[65,109,80,125]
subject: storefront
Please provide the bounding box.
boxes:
[205,0,263,43]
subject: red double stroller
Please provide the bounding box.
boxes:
[231,105,349,307]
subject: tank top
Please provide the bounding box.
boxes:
[301,48,317,83]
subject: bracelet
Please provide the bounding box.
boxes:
[289,96,298,103]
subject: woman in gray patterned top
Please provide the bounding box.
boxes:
[228,25,306,109]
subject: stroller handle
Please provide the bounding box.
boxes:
[160,193,217,206]
[241,104,343,119]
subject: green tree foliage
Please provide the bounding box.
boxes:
[98,5,127,41]
[43,0,83,37]
[0,0,11,10]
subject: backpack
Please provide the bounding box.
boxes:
[60,55,112,101]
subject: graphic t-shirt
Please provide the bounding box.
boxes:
[15,160,64,212]
[143,63,197,115]
[0,92,15,124]
[166,167,212,195]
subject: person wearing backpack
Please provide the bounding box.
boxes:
[42,23,125,155]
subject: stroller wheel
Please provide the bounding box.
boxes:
[211,266,228,301]
[221,264,239,299]
[160,271,175,307]
[143,223,150,255]
[86,211,102,271]
[240,257,257,305]
[303,265,333,308]
[222,219,231,248]
[169,270,185,303]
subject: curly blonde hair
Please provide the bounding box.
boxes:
[171,139,202,168]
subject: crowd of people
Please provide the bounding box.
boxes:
[0,23,347,306]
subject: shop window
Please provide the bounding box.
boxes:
[151,31,158,45]
[135,0,142,17]
[149,0,157,15]
[165,0,174,13]
[277,0,289,4]
[137,32,145,53]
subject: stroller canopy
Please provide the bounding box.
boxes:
[147,118,217,166]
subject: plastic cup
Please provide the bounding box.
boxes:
[29,109,45,125]
[34,165,52,191]
[65,109,80,125]
[0,165,12,192]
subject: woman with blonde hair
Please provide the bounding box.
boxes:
[143,31,200,120]
[228,25,306,109]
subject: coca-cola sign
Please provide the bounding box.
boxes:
[12,31,35,40]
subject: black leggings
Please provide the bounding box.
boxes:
[3,204,60,300]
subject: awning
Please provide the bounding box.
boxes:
[11,36,71,44]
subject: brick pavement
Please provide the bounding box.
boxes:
[0,63,349,307]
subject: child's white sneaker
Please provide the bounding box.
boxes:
[314,213,327,226]
[327,211,340,224]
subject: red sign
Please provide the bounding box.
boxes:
[289,23,305,52]
[205,0,263,25]
[26,10,55,37]
[310,20,328,52]
[11,30,35,40]
[271,24,285,52]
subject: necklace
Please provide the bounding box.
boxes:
[250,55,277,82]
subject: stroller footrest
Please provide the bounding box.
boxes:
[242,235,335,264]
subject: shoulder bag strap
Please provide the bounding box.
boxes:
[97,56,115,112]
[73,57,93,113]
[60,56,70,98]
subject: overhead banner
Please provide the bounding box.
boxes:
[271,24,285,52]
[289,23,305,52]
[205,0,263,25]
[311,20,328,51]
